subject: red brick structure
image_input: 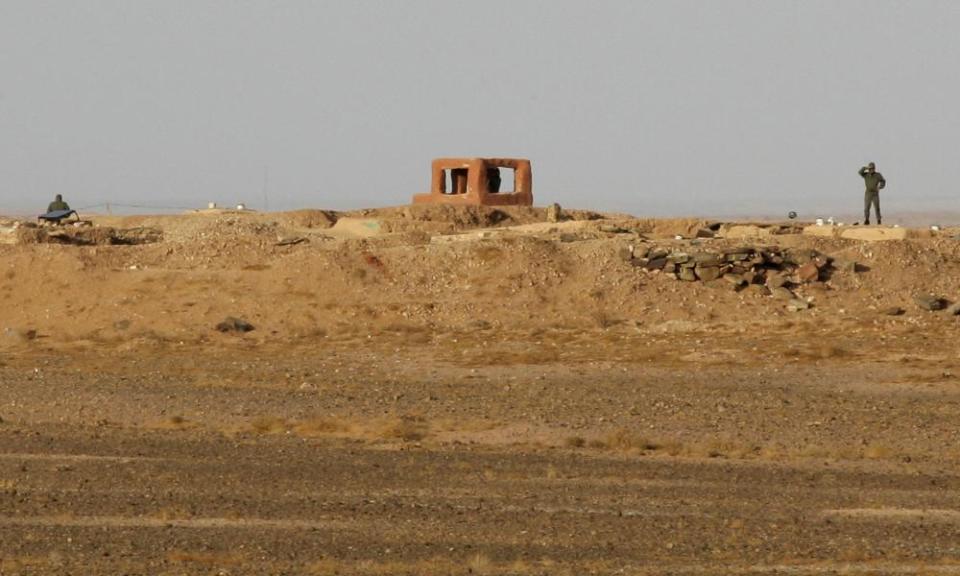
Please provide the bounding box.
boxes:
[412,158,533,206]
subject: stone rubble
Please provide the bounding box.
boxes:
[621,244,849,309]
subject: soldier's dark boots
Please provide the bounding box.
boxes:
[878,219,882,225]
[864,220,870,225]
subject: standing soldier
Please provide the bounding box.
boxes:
[858,162,886,225]
[486,167,502,193]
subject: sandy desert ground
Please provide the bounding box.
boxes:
[2,205,960,575]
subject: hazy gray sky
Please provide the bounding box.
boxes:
[2,1,958,218]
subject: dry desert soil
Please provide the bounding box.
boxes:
[2,206,960,575]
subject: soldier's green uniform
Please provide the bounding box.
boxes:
[486,167,502,193]
[858,163,886,225]
[46,194,70,213]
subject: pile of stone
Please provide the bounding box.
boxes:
[622,244,846,309]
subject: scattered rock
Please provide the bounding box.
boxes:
[771,287,795,300]
[881,306,905,316]
[678,267,697,282]
[668,252,690,265]
[724,250,752,262]
[693,253,723,267]
[617,246,634,262]
[787,299,811,312]
[766,274,789,289]
[704,279,735,291]
[645,258,667,271]
[744,284,771,297]
[832,258,858,273]
[695,266,721,282]
[783,248,818,266]
[724,273,746,287]
[216,317,255,333]
[914,294,946,312]
[947,303,960,316]
[796,262,820,283]
[276,236,308,246]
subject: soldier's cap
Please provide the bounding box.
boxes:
[867,162,876,169]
